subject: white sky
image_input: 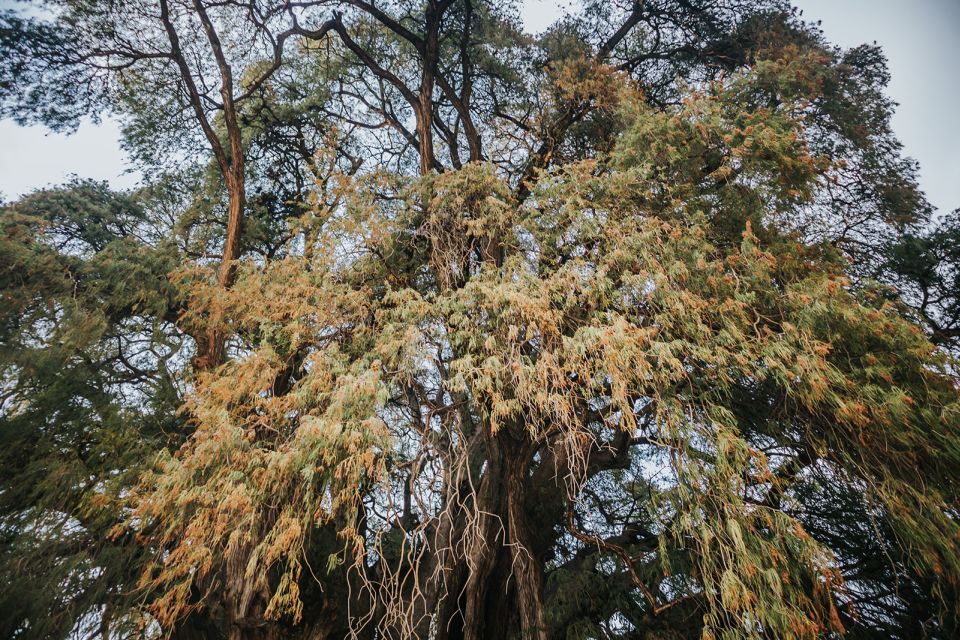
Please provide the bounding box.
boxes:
[1,0,957,215]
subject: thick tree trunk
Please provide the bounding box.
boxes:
[503,439,547,640]
[169,606,228,640]
[461,446,505,640]
[439,431,546,640]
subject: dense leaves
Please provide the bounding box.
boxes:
[0,181,184,638]
[1,2,957,639]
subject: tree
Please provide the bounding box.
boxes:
[1,2,957,639]
[0,180,184,638]
[877,209,960,353]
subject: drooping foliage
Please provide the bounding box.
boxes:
[1,2,958,640]
[0,180,185,638]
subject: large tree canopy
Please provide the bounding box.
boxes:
[1,2,958,639]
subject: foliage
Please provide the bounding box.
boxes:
[1,2,957,640]
[0,181,184,638]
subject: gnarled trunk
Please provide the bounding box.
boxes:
[504,440,547,640]
[439,430,546,640]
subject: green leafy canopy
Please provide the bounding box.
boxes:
[1,2,958,640]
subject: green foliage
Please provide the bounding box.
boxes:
[0,2,956,640]
[0,182,184,638]
[0,10,105,131]
[879,210,960,352]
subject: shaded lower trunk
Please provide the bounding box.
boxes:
[504,442,547,640]
[446,431,545,640]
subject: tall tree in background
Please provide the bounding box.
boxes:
[1,1,958,639]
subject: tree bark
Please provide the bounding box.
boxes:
[503,438,547,640]
[441,430,546,640]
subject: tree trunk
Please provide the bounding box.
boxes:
[443,430,546,640]
[193,165,244,370]
[503,439,547,640]
[461,445,505,640]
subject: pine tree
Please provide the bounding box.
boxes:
[1,2,957,639]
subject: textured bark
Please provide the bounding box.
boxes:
[503,440,546,640]
[461,446,505,640]
[435,431,545,640]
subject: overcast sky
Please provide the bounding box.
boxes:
[1,0,957,215]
